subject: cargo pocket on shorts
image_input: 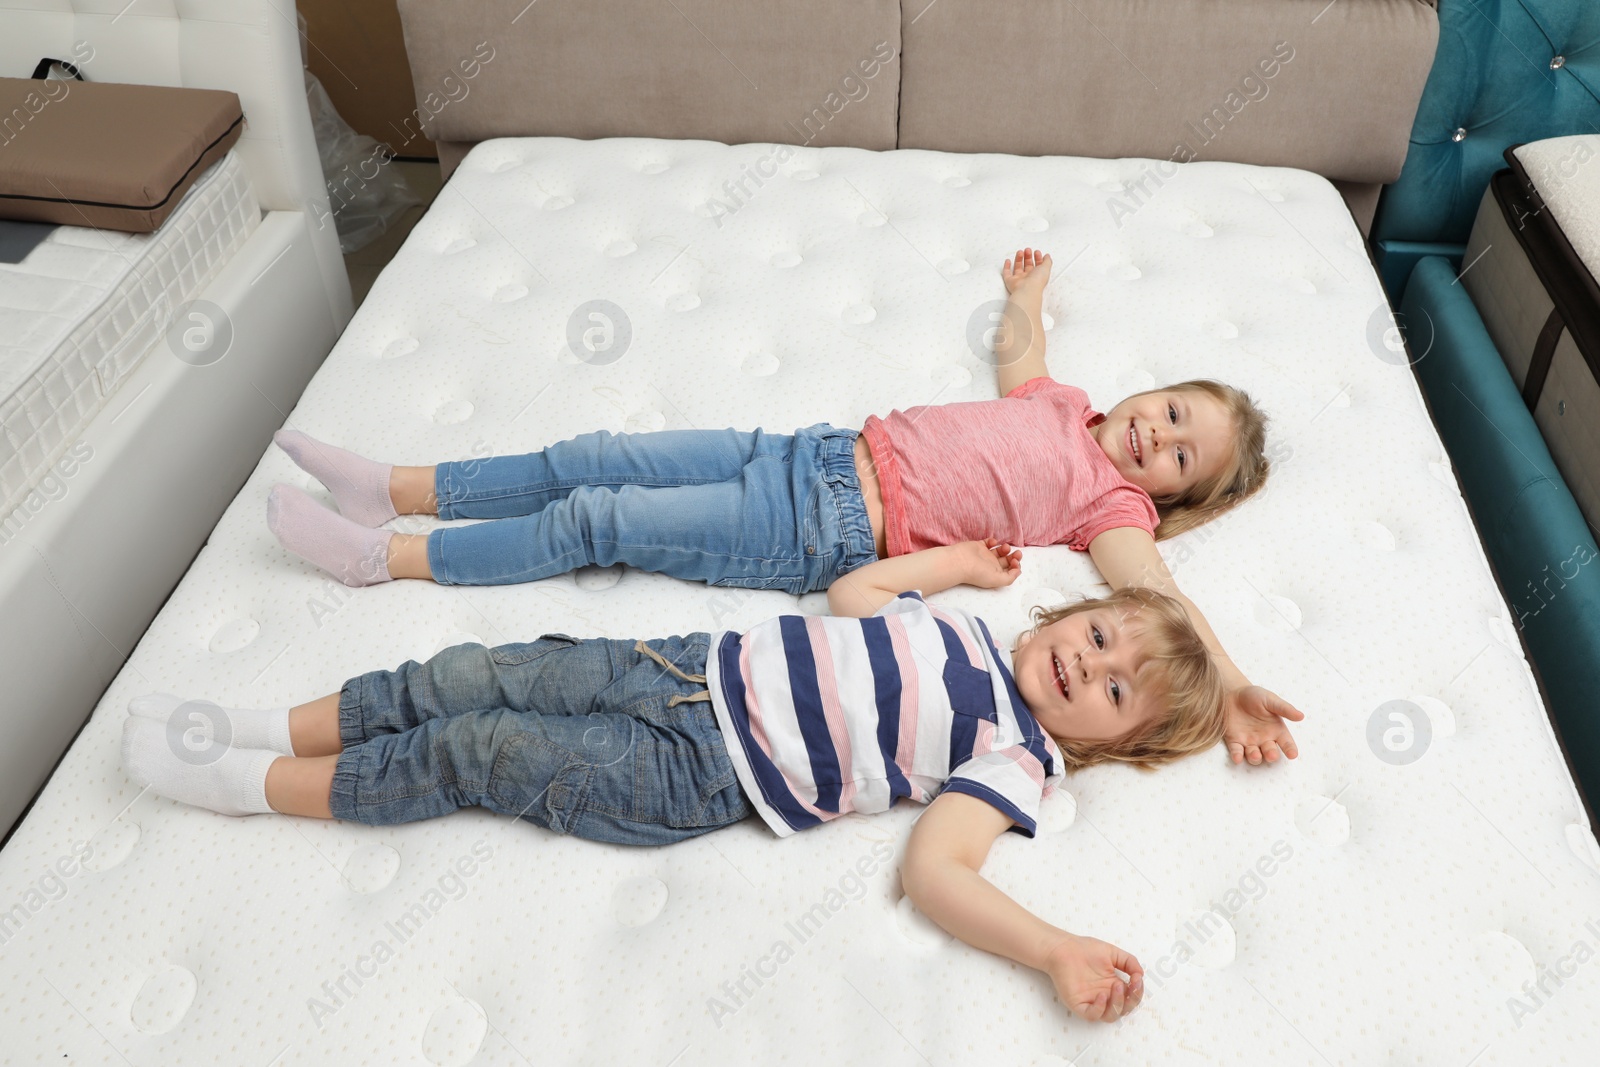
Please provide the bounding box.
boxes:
[490,730,594,835]
[490,632,580,666]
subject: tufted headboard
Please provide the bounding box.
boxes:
[1371,0,1600,298]
[394,0,1440,235]
[0,0,353,329]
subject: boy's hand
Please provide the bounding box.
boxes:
[1224,685,1305,765]
[1002,247,1052,299]
[1043,935,1145,1023]
[960,538,1022,589]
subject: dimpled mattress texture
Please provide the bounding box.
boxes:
[3,137,1599,1066]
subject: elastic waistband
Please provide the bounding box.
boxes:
[807,428,876,570]
[814,426,860,483]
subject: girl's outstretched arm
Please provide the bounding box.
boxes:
[826,539,1021,618]
[902,791,1144,1023]
[993,249,1053,397]
[1087,526,1305,765]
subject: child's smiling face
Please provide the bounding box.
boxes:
[1012,607,1159,743]
[1093,389,1235,501]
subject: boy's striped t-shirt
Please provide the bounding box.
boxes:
[705,591,1065,838]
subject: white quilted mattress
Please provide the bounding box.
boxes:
[3,137,1598,1066]
[0,150,258,519]
[1516,133,1600,277]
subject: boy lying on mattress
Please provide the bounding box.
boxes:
[123,538,1301,1024]
[267,248,1301,767]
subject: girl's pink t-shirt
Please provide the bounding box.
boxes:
[859,377,1159,557]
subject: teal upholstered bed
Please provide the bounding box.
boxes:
[1385,0,1600,819]
[1373,0,1600,299]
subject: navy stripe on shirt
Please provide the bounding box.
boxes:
[715,632,822,832]
[778,615,844,813]
[861,615,915,807]
[974,615,1058,777]
[936,617,982,774]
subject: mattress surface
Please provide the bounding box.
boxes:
[0,149,258,519]
[4,136,1599,1066]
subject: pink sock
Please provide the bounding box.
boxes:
[274,429,396,527]
[267,484,393,587]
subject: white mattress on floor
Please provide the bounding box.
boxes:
[3,137,1598,1066]
[0,150,259,518]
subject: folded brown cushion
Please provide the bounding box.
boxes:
[0,77,244,234]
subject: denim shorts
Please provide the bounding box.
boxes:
[328,634,752,845]
[426,424,878,593]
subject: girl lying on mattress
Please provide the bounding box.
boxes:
[267,247,1300,766]
[122,539,1302,1024]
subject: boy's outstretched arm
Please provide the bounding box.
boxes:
[993,248,1053,397]
[902,791,1144,1023]
[1087,526,1305,766]
[826,539,1021,618]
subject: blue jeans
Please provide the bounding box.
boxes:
[328,634,751,845]
[425,424,877,593]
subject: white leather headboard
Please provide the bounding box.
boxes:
[0,0,352,327]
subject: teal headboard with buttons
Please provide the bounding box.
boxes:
[1372,0,1599,299]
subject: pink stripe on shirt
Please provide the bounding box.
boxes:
[885,614,926,803]
[805,616,856,813]
[1016,749,1047,790]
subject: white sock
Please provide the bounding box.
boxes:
[127,693,296,755]
[121,715,278,816]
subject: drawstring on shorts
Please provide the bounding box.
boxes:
[635,640,711,707]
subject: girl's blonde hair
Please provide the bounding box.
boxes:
[1141,380,1270,541]
[1026,587,1225,771]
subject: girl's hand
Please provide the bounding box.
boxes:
[961,538,1022,589]
[1043,934,1145,1023]
[1224,685,1305,765]
[1002,247,1052,297]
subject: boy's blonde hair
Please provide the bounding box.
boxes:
[1140,380,1270,541]
[1026,587,1225,771]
